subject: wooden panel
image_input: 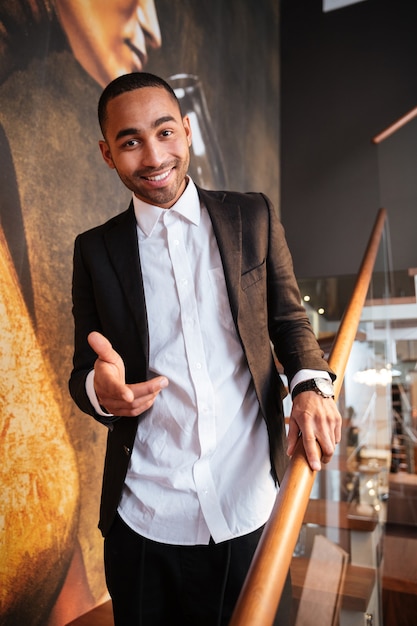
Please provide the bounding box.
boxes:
[383,588,417,626]
[386,473,417,526]
[291,558,376,613]
[382,535,417,594]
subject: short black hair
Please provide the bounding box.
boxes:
[98,72,180,136]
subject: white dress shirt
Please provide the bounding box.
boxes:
[116,179,278,545]
[86,178,330,545]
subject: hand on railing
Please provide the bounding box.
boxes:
[287,393,342,471]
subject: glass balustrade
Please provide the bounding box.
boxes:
[286,217,417,625]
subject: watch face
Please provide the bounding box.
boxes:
[315,378,334,396]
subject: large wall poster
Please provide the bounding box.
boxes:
[0,1,279,624]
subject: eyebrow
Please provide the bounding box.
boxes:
[115,115,177,142]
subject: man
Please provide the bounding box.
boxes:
[69,72,342,625]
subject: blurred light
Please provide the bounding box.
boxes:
[318,308,325,315]
[303,295,311,302]
[353,367,401,386]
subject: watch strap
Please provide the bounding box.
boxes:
[292,378,334,400]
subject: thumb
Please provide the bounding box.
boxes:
[88,331,133,403]
[88,331,117,363]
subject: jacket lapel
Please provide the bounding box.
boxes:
[103,203,149,363]
[198,188,242,323]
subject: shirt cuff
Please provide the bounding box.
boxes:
[86,369,114,416]
[289,369,331,394]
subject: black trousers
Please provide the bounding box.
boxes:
[104,514,292,626]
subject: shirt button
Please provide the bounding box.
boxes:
[196,362,202,370]
[174,239,179,246]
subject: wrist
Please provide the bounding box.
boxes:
[292,377,335,400]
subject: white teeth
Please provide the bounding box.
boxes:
[147,170,170,182]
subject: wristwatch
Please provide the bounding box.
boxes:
[292,377,335,400]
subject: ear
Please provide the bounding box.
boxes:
[99,140,116,169]
[182,115,192,147]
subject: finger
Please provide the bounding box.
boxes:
[122,377,169,405]
[318,411,342,457]
[88,331,118,364]
[95,383,134,406]
[318,435,336,465]
[90,338,133,404]
[316,419,342,464]
[101,381,168,417]
[100,394,155,417]
[130,376,169,395]
[302,433,322,472]
[124,377,168,407]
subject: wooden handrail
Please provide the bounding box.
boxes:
[229,207,388,626]
[372,106,417,144]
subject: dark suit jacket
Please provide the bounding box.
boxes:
[69,187,333,537]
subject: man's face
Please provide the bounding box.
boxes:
[99,87,192,209]
[55,0,161,87]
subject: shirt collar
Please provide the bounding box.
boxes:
[133,177,201,237]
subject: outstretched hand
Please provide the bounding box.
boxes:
[88,331,168,417]
[287,391,342,471]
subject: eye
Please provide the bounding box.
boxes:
[161,129,173,137]
[123,138,139,148]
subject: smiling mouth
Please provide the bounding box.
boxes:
[143,169,172,182]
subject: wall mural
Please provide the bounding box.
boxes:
[0,1,279,624]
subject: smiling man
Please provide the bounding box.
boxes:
[98,86,191,207]
[69,72,341,626]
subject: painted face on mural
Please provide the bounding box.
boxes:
[55,0,161,87]
[99,86,192,208]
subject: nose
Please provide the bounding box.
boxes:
[136,1,162,50]
[141,139,165,168]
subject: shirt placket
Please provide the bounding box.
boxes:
[164,211,231,542]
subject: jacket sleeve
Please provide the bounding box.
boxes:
[262,193,335,384]
[68,233,120,428]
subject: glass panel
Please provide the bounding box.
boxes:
[288,215,417,625]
